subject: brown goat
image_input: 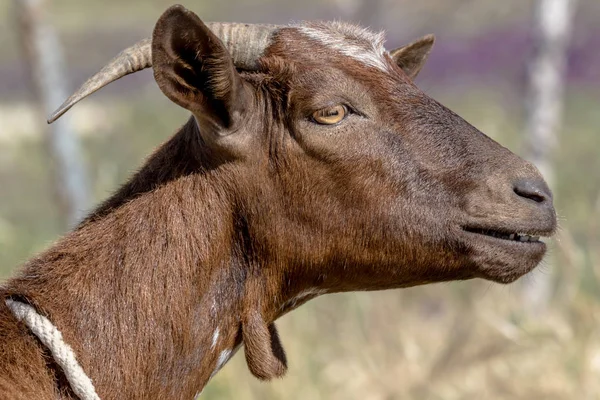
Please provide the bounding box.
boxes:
[0,5,557,399]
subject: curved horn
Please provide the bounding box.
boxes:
[208,23,279,70]
[48,23,280,124]
[47,38,152,124]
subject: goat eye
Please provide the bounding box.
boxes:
[312,105,348,125]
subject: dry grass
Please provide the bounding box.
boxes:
[209,243,600,399]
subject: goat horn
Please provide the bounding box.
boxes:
[47,23,279,124]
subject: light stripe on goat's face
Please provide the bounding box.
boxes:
[297,21,389,72]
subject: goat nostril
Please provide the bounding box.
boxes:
[514,188,545,203]
[513,178,551,204]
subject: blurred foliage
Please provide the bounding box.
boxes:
[0,0,599,399]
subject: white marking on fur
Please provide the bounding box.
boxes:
[279,287,327,312]
[211,349,232,378]
[298,22,388,72]
[5,299,101,400]
[211,327,220,349]
[196,345,241,398]
[210,298,217,316]
[296,287,327,301]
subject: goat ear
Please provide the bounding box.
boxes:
[151,5,249,132]
[242,309,287,380]
[389,34,435,80]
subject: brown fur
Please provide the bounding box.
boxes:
[0,5,556,399]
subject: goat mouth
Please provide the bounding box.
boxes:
[459,225,554,283]
[462,227,546,244]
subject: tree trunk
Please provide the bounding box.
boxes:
[14,0,90,229]
[522,0,576,313]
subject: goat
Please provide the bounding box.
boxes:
[0,4,557,399]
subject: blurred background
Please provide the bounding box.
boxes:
[0,0,598,398]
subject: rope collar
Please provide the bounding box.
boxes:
[5,299,101,400]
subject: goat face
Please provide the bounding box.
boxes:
[150,6,557,295]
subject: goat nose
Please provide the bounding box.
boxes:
[513,178,552,205]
